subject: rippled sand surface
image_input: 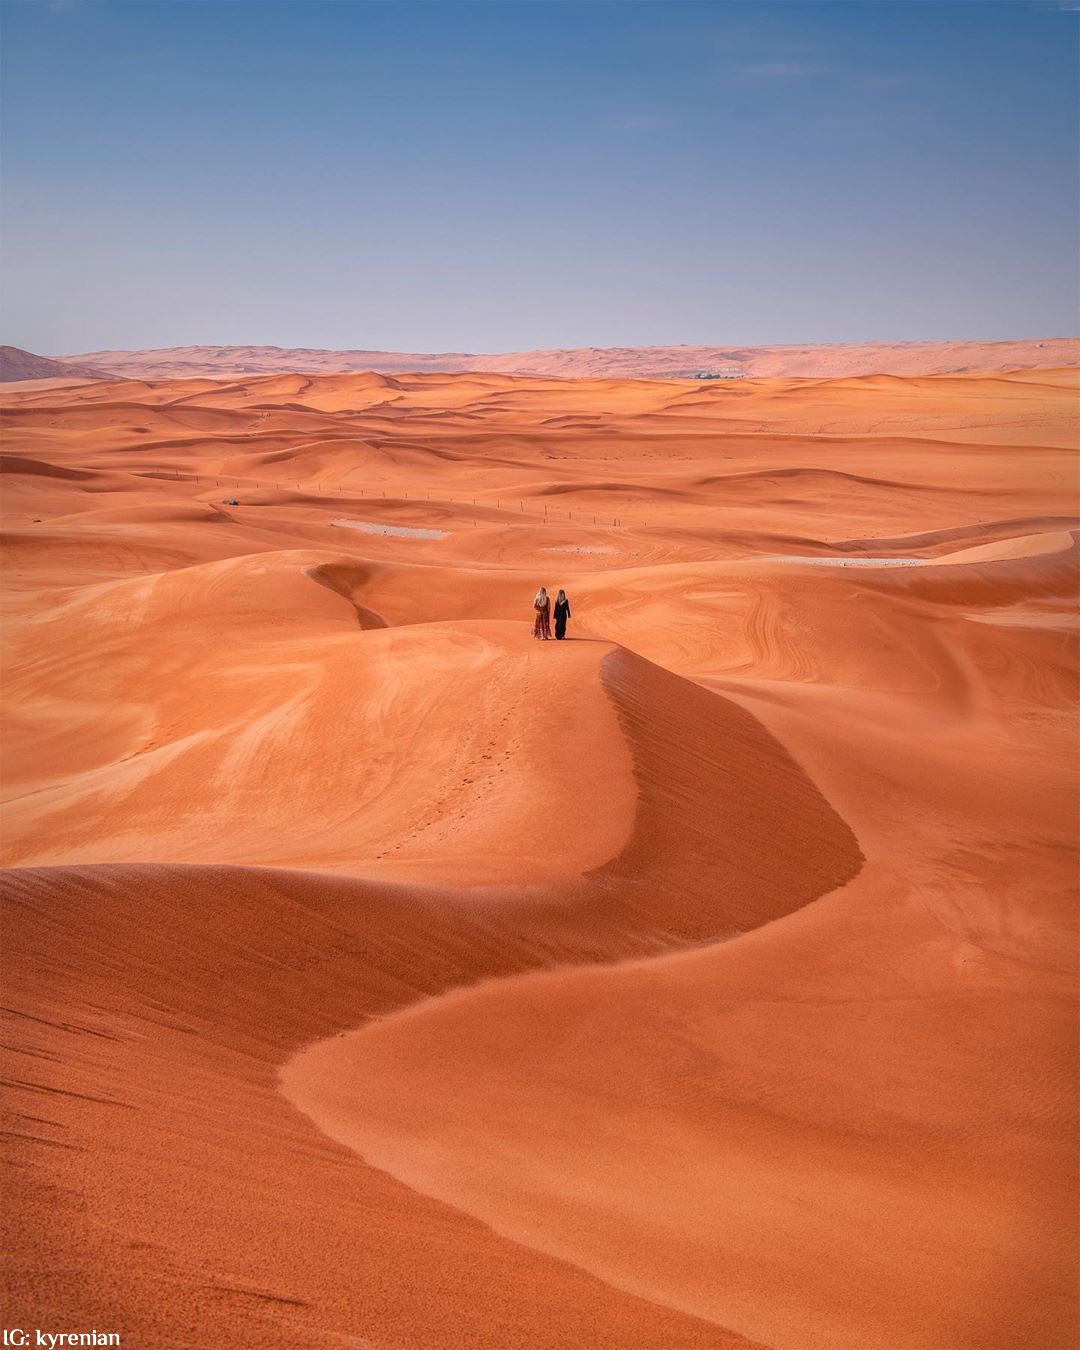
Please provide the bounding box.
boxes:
[2,364,1077,1348]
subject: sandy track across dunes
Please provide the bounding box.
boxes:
[1,363,1077,1347]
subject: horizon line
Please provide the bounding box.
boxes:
[40,334,1080,359]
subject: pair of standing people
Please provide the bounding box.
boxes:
[533,587,571,640]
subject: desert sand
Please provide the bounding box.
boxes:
[1,362,1077,1349]
[39,335,1080,382]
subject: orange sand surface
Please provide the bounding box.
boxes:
[1,365,1077,1348]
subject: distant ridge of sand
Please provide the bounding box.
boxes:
[52,336,1080,381]
[0,345,117,383]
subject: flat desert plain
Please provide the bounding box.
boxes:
[1,363,1077,1349]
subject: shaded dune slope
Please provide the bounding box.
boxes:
[596,648,860,932]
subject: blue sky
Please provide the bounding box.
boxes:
[2,0,1077,354]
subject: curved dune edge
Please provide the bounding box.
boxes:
[2,655,860,1349]
[281,643,1078,1350]
[0,862,763,1350]
[590,648,862,934]
[280,868,1078,1350]
[279,652,865,1337]
[920,528,1076,566]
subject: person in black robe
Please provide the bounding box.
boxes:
[553,589,571,640]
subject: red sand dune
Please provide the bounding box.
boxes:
[1,362,1077,1348]
[56,335,1080,381]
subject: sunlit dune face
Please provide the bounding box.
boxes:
[1,362,1077,1350]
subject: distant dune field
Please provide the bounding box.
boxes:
[42,334,1080,381]
[0,344,118,383]
[1,364,1077,1348]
